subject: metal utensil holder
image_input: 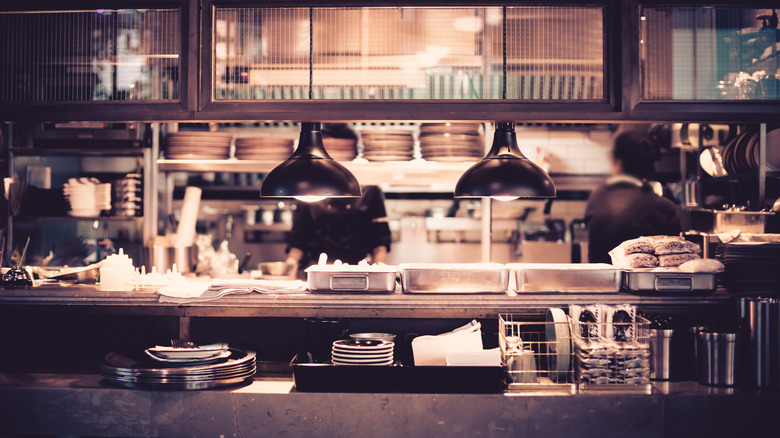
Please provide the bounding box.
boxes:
[499,314,575,393]
[568,315,652,394]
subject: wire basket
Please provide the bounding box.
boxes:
[498,314,575,393]
[568,315,652,394]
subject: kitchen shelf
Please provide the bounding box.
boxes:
[159,159,473,186]
[9,147,147,157]
[12,216,144,223]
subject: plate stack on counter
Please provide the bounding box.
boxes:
[99,345,256,390]
[419,123,484,162]
[234,137,294,161]
[323,137,358,161]
[360,129,415,161]
[63,178,111,217]
[701,127,780,177]
[718,242,780,293]
[165,131,234,160]
[331,339,395,366]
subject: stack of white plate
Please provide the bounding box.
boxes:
[63,177,111,217]
[323,137,358,161]
[419,123,484,162]
[331,339,394,366]
[360,129,414,162]
[234,137,294,161]
[166,131,233,160]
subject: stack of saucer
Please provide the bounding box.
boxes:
[234,137,294,161]
[166,131,233,159]
[360,129,415,161]
[63,177,111,217]
[323,137,358,161]
[419,123,484,162]
[331,339,394,366]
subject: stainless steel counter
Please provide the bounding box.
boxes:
[0,284,729,318]
[0,372,777,438]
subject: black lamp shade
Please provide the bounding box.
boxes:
[260,122,361,198]
[454,122,556,199]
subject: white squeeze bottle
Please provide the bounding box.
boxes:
[99,249,137,292]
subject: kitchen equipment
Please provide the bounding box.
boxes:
[411,321,484,366]
[688,208,773,234]
[399,263,509,294]
[258,261,296,279]
[718,242,780,293]
[2,237,32,288]
[291,355,504,393]
[649,329,674,380]
[349,333,397,342]
[508,263,620,293]
[332,339,394,366]
[99,348,256,390]
[569,314,652,394]
[99,249,136,292]
[303,318,349,364]
[622,270,717,293]
[146,239,197,274]
[499,313,575,392]
[697,332,737,387]
[306,264,397,293]
[748,298,780,388]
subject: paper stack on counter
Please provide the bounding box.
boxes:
[412,320,499,366]
[158,279,307,304]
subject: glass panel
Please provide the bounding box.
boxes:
[0,8,180,103]
[213,6,604,101]
[642,7,780,100]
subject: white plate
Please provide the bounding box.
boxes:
[332,340,394,351]
[545,308,571,380]
[147,345,229,360]
[145,348,232,364]
[333,359,394,366]
[331,351,393,360]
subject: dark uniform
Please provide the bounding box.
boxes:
[585,179,681,264]
[287,185,391,267]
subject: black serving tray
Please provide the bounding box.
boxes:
[291,355,504,394]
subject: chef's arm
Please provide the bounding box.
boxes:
[285,247,303,272]
[372,245,388,264]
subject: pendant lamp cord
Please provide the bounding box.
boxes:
[502,6,507,100]
[309,7,313,100]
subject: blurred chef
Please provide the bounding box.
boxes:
[285,185,392,272]
[585,131,681,263]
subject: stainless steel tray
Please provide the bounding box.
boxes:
[306,265,398,293]
[399,263,509,294]
[622,270,717,293]
[508,263,621,293]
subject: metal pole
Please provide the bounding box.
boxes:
[481,197,492,262]
[759,123,767,209]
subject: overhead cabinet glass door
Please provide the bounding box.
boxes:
[641,6,780,101]
[0,8,181,103]
[212,6,605,101]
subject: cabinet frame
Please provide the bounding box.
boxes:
[0,0,779,122]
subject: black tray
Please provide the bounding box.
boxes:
[291,355,504,393]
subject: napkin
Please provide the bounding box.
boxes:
[158,279,307,303]
[411,320,484,366]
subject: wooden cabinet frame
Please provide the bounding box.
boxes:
[1,0,779,122]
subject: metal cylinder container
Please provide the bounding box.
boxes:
[650,329,674,380]
[748,298,780,388]
[697,332,737,387]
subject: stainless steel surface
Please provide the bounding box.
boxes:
[748,298,780,389]
[622,270,717,293]
[650,329,674,381]
[698,332,737,387]
[399,263,509,294]
[509,263,620,293]
[306,266,397,293]
[145,245,197,273]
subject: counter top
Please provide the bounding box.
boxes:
[0,372,777,438]
[0,284,729,318]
